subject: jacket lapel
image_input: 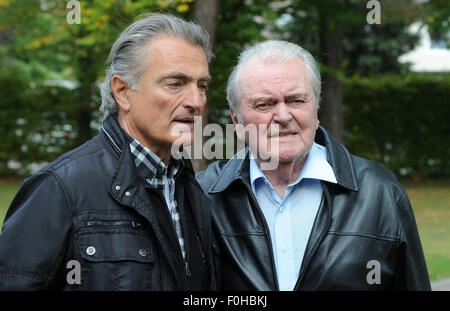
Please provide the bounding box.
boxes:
[208,148,250,194]
[315,126,359,191]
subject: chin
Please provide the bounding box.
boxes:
[171,136,194,147]
[277,155,299,163]
[276,148,307,163]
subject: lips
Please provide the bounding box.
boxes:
[269,130,298,137]
[174,116,195,124]
[278,131,297,136]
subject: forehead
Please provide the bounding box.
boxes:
[144,35,209,77]
[238,57,313,99]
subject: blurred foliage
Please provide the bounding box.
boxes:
[0,65,77,176]
[422,0,450,46]
[271,0,426,76]
[343,73,450,179]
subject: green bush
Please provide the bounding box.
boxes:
[343,73,450,179]
[0,67,79,176]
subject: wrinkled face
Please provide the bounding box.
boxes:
[232,57,319,164]
[120,35,210,152]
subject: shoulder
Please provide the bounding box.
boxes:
[351,154,408,201]
[31,136,115,193]
[195,160,229,193]
[42,136,104,170]
[39,136,109,175]
[352,155,400,184]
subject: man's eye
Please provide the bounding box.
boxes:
[256,103,271,110]
[199,83,209,92]
[288,98,305,104]
[168,81,183,88]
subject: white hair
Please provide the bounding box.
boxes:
[226,40,321,120]
[99,13,213,118]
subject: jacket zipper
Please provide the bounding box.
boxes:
[86,220,142,228]
[293,181,332,290]
[185,261,191,277]
[242,180,280,291]
[154,190,191,279]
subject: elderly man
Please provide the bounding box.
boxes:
[197,40,430,291]
[0,14,219,290]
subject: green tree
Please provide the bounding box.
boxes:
[422,0,450,46]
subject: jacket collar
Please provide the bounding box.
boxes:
[100,114,194,174]
[315,126,359,191]
[209,126,359,193]
[100,114,126,157]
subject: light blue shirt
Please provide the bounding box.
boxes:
[250,142,337,291]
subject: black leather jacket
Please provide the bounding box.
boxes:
[197,127,430,291]
[0,116,219,290]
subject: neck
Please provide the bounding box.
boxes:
[257,155,307,199]
[118,115,171,166]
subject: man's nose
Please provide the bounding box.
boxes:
[273,102,292,125]
[183,83,205,112]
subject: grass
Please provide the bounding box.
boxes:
[0,178,23,225]
[0,178,449,281]
[402,179,450,281]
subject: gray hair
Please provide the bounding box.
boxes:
[226,40,321,120]
[99,13,213,117]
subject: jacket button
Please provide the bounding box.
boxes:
[125,191,131,197]
[115,185,121,190]
[139,249,147,257]
[86,246,96,256]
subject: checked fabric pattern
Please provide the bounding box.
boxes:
[127,135,186,260]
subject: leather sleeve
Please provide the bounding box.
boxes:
[393,192,431,290]
[0,171,72,290]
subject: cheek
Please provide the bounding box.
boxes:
[241,108,271,125]
[294,109,318,130]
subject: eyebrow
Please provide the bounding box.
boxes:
[285,93,309,100]
[252,96,276,103]
[251,92,310,104]
[160,72,212,82]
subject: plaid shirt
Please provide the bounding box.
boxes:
[126,134,186,260]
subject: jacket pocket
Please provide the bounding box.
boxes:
[75,225,155,290]
[78,230,153,263]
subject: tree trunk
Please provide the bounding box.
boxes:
[192,0,220,172]
[318,8,344,141]
[75,100,92,146]
[75,54,96,146]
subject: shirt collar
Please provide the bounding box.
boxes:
[250,142,337,192]
[124,132,183,182]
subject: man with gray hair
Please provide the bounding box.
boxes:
[197,40,430,290]
[0,13,219,290]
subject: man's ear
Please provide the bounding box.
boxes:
[315,106,320,130]
[111,75,131,113]
[230,107,245,142]
[230,107,239,125]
